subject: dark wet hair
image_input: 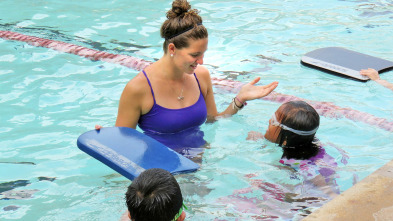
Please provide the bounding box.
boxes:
[125,168,183,221]
[160,0,208,53]
[276,101,320,160]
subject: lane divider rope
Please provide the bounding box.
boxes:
[1,30,392,132]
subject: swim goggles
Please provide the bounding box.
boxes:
[270,113,318,136]
[172,202,188,221]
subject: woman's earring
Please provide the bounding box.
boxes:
[170,54,174,57]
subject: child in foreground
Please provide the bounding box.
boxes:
[123,168,186,221]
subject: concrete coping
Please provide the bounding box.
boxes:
[303,159,393,221]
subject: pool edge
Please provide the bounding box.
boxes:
[303,159,393,221]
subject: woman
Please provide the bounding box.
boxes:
[112,0,278,153]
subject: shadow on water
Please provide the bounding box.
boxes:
[0,177,56,200]
[0,22,151,55]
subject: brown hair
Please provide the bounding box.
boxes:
[160,0,208,53]
[276,101,320,160]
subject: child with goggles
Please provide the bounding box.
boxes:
[248,100,339,196]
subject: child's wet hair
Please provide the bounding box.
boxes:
[276,101,320,160]
[125,168,183,221]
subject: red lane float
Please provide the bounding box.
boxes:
[0,30,151,71]
[1,30,392,132]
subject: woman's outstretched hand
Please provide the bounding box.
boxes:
[237,77,278,102]
[95,125,103,130]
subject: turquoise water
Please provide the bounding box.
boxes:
[1,0,393,220]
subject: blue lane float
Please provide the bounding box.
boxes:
[77,127,200,180]
[301,47,393,81]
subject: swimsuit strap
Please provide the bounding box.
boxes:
[193,73,202,92]
[142,70,156,104]
[142,71,201,104]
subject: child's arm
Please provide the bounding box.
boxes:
[360,68,393,91]
[309,174,339,198]
[375,79,393,91]
[246,131,265,140]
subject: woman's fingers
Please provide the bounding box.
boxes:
[238,78,278,101]
[260,81,279,96]
[265,81,279,90]
[249,77,261,85]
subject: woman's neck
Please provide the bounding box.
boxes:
[155,56,184,81]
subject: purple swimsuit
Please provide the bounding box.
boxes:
[279,147,337,182]
[137,70,207,152]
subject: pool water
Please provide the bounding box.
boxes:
[1,0,393,220]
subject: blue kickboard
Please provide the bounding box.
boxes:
[301,47,393,81]
[77,127,200,180]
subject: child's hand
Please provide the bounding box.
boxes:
[95,125,103,130]
[247,131,264,141]
[360,68,380,81]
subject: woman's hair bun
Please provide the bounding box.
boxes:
[167,0,192,19]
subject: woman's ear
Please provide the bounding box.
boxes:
[168,43,176,56]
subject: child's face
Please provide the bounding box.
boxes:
[264,112,281,143]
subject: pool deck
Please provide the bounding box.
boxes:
[303,159,393,221]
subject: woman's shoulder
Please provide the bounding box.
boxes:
[194,65,212,95]
[123,72,150,97]
[195,65,211,80]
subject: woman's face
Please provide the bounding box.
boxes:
[174,38,208,74]
[264,111,282,143]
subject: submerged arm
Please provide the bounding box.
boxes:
[309,174,339,198]
[246,131,265,140]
